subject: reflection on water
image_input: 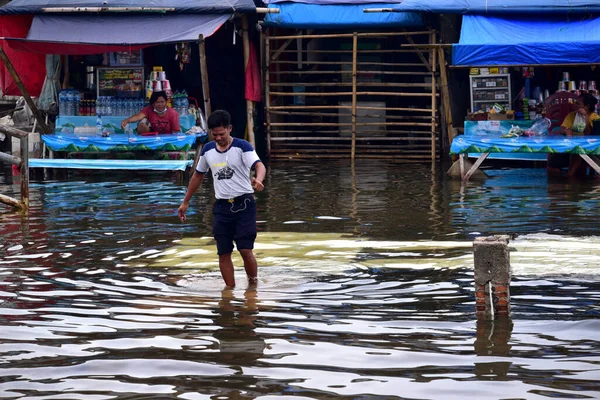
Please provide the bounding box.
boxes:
[0,161,599,399]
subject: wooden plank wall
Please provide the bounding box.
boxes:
[264,30,439,160]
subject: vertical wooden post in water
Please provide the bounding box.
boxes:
[198,35,212,132]
[242,15,256,148]
[351,32,358,160]
[264,33,272,157]
[430,31,437,161]
[19,134,29,209]
[438,47,454,152]
[473,236,511,318]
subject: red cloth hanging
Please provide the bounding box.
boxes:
[244,41,261,103]
[0,15,45,97]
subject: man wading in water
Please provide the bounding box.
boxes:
[178,110,266,287]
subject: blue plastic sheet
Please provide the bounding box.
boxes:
[390,0,600,14]
[41,133,198,152]
[450,135,600,156]
[55,116,197,134]
[453,14,600,66]
[264,2,422,28]
[29,158,193,171]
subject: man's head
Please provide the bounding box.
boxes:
[208,109,233,147]
[579,93,598,114]
[149,91,168,113]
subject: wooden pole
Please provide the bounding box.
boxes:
[62,55,69,90]
[0,46,50,134]
[430,31,437,161]
[198,34,212,140]
[438,47,455,151]
[242,15,256,148]
[19,134,29,209]
[265,32,272,156]
[351,32,358,160]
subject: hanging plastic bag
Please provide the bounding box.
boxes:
[524,117,551,137]
[572,112,587,134]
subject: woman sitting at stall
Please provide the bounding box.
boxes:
[548,93,599,177]
[120,91,181,134]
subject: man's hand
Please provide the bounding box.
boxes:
[121,119,129,130]
[178,202,188,222]
[251,178,264,192]
[565,128,574,137]
[577,107,589,117]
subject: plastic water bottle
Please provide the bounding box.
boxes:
[73,90,80,116]
[65,90,73,116]
[181,90,189,116]
[59,91,66,116]
[96,114,102,135]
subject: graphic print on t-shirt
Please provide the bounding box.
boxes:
[215,166,235,180]
[152,118,170,134]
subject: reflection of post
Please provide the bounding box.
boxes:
[428,160,442,234]
[349,160,361,234]
[474,317,513,378]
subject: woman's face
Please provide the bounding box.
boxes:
[154,97,167,112]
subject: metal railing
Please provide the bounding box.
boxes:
[0,124,29,211]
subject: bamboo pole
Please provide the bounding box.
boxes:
[269,91,437,97]
[242,15,255,148]
[270,136,433,141]
[268,31,432,40]
[430,31,437,162]
[438,47,454,151]
[405,34,431,72]
[198,34,212,139]
[265,32,272,156]
[269,122,432,127]
[0,46,50,134]
[270,105,432,112]
[62,55,69,90]
[270,38,293,62]
[351,32,358,159]
[271,60,428,67]
[0,193,23,210]
[268,82,433,88]
[271,49,434,54]
[270,70,432,76]
[0,151,20,165]
[19,134,29,209]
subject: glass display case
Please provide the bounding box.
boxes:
[470,74,512,113]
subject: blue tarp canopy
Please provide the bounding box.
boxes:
[264,1,422,28]
[0,0,255,14]
[386,0,600,14]
[453,14,600,66]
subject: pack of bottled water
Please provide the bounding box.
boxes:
[58,89,81,116]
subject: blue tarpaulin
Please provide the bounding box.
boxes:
[453,14,600,66]
[264,2,422,28]
[0,0,255,14]
[388,0,600,14]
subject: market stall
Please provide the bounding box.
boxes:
[0,0,256,172]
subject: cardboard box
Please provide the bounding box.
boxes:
[488,113,508,121]
[490,67,500,74]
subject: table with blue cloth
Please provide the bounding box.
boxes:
[450,120,600,180]
[42,115,204,153]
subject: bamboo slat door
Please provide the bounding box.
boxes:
[264,30,439,160]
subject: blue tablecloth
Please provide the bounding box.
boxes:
[42,133,199,152]
[55,115,198,134]
[451,135,600,156]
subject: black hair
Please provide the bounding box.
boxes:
[207,109,231,129]
[149,91,168,105]
[580,92,598,113]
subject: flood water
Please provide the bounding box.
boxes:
[1,160,599,399]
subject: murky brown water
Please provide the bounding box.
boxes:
[1,160,599,399]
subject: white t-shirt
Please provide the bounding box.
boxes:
[196,138,261,199]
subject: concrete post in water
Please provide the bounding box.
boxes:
[473,235,511,317]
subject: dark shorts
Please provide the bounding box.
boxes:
[212,194,257,255]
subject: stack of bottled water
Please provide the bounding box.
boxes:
[172,90,189,116]
[58,89,81,116]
